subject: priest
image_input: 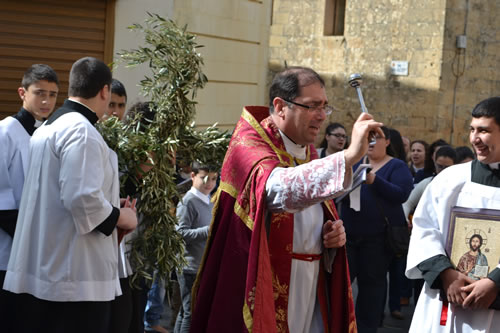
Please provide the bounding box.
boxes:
[191,66,383,333]
[406,97,500,332]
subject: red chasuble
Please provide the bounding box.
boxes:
[191,106,356,333]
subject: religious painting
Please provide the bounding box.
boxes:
[446,206,500,280]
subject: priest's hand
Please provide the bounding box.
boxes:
[323,220,346,248]
[344,113,384,168]
[461,278,498,309]
[440,268,475,305]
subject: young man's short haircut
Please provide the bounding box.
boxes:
[471,96,500,127]
[21,64,59,89]
[455,146,475,162]
[435,145,457,163]
[68,57,112,99]
[191,161,218,175]
[111,78,127,100]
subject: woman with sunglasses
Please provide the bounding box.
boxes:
[317,122,348,157]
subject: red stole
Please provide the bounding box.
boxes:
[191,106,356,333]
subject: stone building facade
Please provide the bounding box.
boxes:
[269,0,500,146]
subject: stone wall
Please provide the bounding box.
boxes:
[269,0,500,147]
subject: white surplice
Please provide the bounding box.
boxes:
[266,132,351,333]
[0,117,30,270]
[4,111,122,302]
[406,162,500,332]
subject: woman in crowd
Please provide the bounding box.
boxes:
[341,126,413,332]
[414,139,448,183]
[317,122,348,157]
[409,140,428,178]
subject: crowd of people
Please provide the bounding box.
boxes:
[1,61,500,333]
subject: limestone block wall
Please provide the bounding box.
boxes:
[269,0,500,147]
[441,0,500,145]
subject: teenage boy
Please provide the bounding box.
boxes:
[109,78,128,120]
[0,64,59,330]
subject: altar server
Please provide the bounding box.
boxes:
[3,57,137,333]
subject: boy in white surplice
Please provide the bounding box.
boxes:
[406,97,500,333]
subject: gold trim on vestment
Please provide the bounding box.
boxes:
[323,200,337,219]
[219,181,255,230]
[242,109,294,166]
[243,300,253,332]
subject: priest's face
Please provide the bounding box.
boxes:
[278,82,328,146]
[470,116,500,164]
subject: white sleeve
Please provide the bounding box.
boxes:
[58,126,113,235]
[402,179,428,222]
[265,150,351,213]
[406,178,448,279]
[0,129,25,210]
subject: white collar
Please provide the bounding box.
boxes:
[279,130,306,160]
[489,162,500,170]
[189,187,211,205]
[34,119,44,128]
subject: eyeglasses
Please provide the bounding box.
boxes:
[329,133,347,139]
[283,98,334,116]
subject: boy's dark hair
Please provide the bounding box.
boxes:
[435,145,457,164]
[455,146,475,163]
[68,57,112,99]
[472,97,500,127]
[22,64,59,89]
[126,101,156,132]
[269,66,325,113]
[320,122,348,149]
[111,78,127,100]
[191,161,219,175]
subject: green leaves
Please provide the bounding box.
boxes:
[98,14,230,288]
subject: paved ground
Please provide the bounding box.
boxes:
[150,278,417,333]
[379,300,414,333]
[352,278,416,333]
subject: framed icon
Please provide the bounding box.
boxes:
[446,206,500,280]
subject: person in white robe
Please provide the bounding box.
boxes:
[406,97,500,333]
[3,57,137,333]
[0,64,59,332]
